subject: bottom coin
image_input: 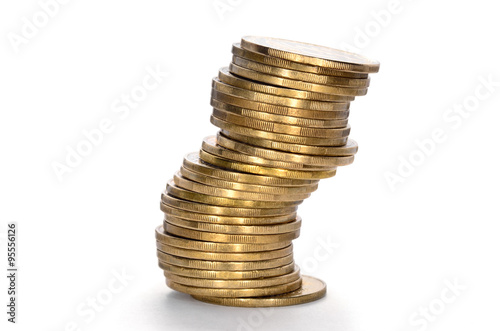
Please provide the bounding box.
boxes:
[191,275,326,307]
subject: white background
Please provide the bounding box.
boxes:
[1,0,499,330]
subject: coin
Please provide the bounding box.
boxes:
[212,90,350,119]
[157,250,294,270]
[216,132,355,167]
[165,222,301,244]
[218,67,354,101]
[230,63,367,96]
[163,216,302,235]
[158,261,297,279]
[212,99,349,128]
[164,266,300,288]
[213,77,353,110]
[180,166,318,194]
[221,130,358,156]
[211,116,349,147]
[232,56,370,88]
[156,241,293,261]
[155,225,291,252]
[212,109,351,137]
[183,152,319,187]
[166,277,302,297]
[240,36,380,73]
[192,275,326,307]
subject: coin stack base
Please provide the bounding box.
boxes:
[155,36,379,307]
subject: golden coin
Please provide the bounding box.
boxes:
[180,166,318,195]
[200,150,337,180]
[166,277,302,297]
[212,90,349,119]
[216,132,355,167]
[212,99,349,128]
[161,193,298,217]
[240,36,380,73]
[212,109,351,137]
[201,136,331,171]
[159,261,296,279]
[173,171,311,201]
[156,241,293,261]
[183,152,318,187]
[232,43,369,78]
[232,56,370,88]
[155,225,291,252]
[211,116,348,147]
[164,266,300,288]
[166,181,303,209]
[218,67,353,101]
[161,203,297,225]
[192,275,326,307]
[212,77,352,111]
[165,222,300,244]
[163,216,302,235]
[157,250,294,270]
[222,130,358,156]
[230,63,367,96]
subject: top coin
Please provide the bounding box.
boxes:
[241,36,380,74]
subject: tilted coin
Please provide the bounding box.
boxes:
[232,43,369,78]
[156,241,293,261]
[216,132,355,167]
[164,266,300,288]
[232,56,370,88]
[155,225,291,252]
[212,99,348,128]
[240,36,380,73]
[192,275,326,307]
[163,216,302,235]
[222,130,358,156]
[230,63,366,96]
[183,152,319,187]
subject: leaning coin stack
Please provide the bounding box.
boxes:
[155,36,379,307]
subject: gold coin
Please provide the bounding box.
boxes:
[211,116,348,147]
[222,130,358,156]
[230,63,367,97]
[240,36,380,73]
[232,43,369,79]
[180,166,318,195]
[165,222,300,244]
[166,277,302,297]
[166,181,303,209]
[192,275,326,307]
[164,266,300,288]
[158,261,297,279]
[218,67,354,101]
[161,193,298,217]
[155,225,291,252]
[161,203,297,225]
[213,77,352,111]
[212,109,351,137]
[201,136,331,171]
[217,132,355,167]
[212,90,349,119]
[163,216,302,235]
[157,250,294,270]
[183,152,319,187]
[157,241,293,261]
[173,171,311,201]
[200,150,337,180]
[232,56,370,88]
[212,99,349,128]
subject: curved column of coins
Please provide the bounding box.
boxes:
[155,36,379,307]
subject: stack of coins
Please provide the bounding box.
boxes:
[155,36,379,307]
